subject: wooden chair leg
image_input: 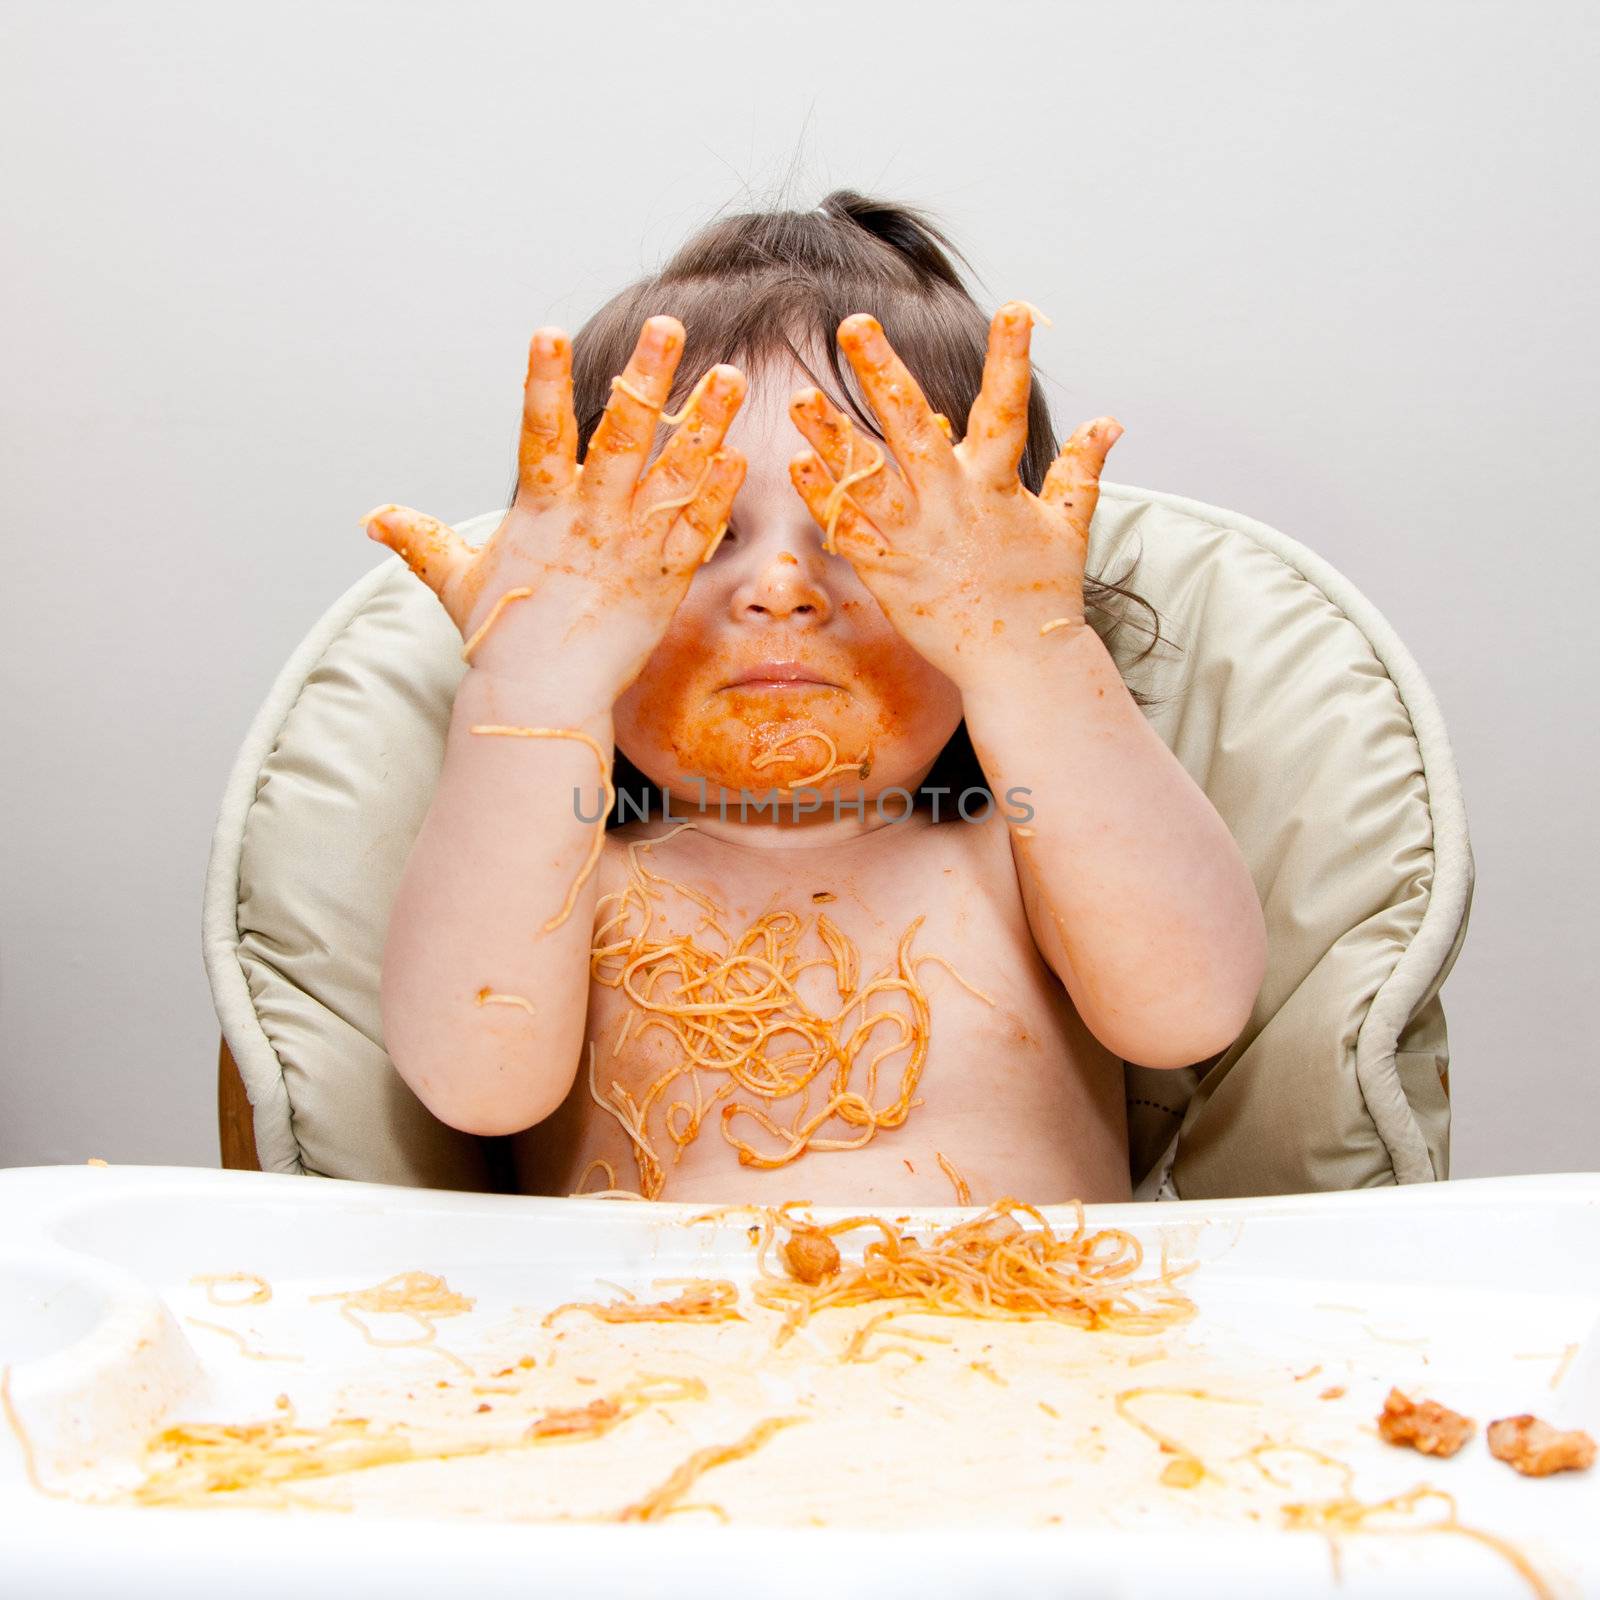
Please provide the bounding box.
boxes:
[218,1036,261,1171]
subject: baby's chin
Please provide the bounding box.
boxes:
[625,683,887,798]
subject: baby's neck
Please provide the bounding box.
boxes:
[642,803,936,855]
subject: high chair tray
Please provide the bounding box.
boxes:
[1,1165,1596,1598]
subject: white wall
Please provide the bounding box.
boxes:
[3,0,1595,1177]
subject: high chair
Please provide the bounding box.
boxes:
[205,484,1471,1199]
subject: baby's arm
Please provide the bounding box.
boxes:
[788,305,1265,1069]
[962,632,1264,1068]
[366,320,746,1133]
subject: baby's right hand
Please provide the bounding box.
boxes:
[363,317,746,700]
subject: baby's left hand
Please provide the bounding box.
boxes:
[788,305,1122,693]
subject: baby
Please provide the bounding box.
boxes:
[364,192,1266,1207]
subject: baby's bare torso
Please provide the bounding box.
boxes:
[513,808,1131,1206]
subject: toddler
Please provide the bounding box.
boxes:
[363,191,1266,1206]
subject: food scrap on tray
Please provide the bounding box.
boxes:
[1376,1388,1475,1458]
[1486,1413,1596,1477]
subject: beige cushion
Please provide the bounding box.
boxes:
[203,484,1470,1197]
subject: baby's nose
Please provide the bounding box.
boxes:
[734,548,833,625]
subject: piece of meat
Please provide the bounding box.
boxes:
[782,1226,841,1286]
[1487,1413,1596,1477]
[1377,1387,1475,1457]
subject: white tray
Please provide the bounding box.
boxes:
[1,1166,1596,1598]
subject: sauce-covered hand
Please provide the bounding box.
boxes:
[786,304,1120,695]
[363,317,747,701]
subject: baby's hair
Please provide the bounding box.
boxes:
[527,190,1170,820]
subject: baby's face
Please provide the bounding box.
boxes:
[614,357,963,811]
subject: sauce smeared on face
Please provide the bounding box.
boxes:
[614,358,962,815]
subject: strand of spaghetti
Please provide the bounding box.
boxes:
[820,426,888,556]
[638,455,717,542]
[935,1151,973,1205]
[1015,300,1054,328]
[185,1317,302,1363]
[1113,1387,1258,1487]
[721,1093,877,1168]
[311,1271,475,1373]
[543,1280,743,1326]
[1281,1485,1554,1600]
[586,1042,664,1198]
[191,1271,272,1307]
[0,1365,66,1499]
[700,519,730,563]
[617,1416,806,1522]
[336,1305,474,1374]
[839,1310,954,1363]
[914,953,996,1007]
[659,369,715,427]
[609,374,657,410]
[468,725,614,930]
[1039,617,1079,636]
[460,586,535,664]
[815,914,859,1000]
[575,1157,618,1194]
[476,988,537,1016]
[751,729,839,787]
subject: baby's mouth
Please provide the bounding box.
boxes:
[717,660,844,692]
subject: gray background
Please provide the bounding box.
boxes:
[3,0,1594,1177]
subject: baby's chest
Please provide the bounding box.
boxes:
[584,820,1066,1105]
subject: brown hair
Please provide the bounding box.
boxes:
[531,189,1168,818]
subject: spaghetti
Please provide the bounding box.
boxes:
[468,725,615,931]
[1113,1386,1257,1489]
[935,1151,973,1206]
[0,1365,64,1499]
[130,1377,707,1508]
[476,988,537,1016]
[311,1271,475,1373]
[819,423,888,557]
[1281,1484,1554,1600]
[544,1280,743,1327]
[191,1271,272,1308]
[617,1416,805,1522]
[185,1317,302,1364]
[751,1199,1196,1346]
[750,729,868,787]
[586,827,978,1197]
[460,586,534,665]
[639,455,718,548]
[610,368,714,429]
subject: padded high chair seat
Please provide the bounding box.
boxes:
[203,485,1471,1198]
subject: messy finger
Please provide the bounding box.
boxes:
[835,314,958,486]
[517,327,578,506]
[788,386,912,528]
[789,449,896,562]
[362,503,475,600]
[1039,417,1125,526]
[668,449,748,569]
[963,302,1038,487]
[580,316,685,509]
[636,364,747,540]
